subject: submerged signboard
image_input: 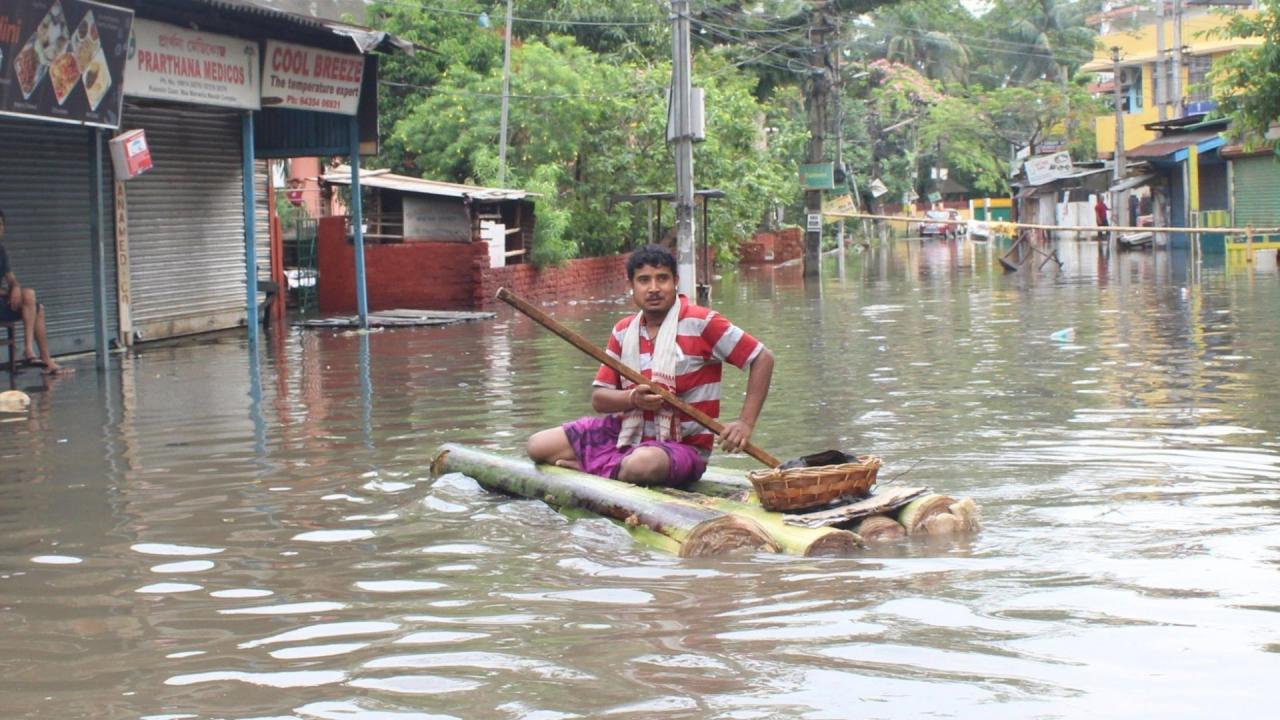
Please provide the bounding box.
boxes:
[0,0,132,128]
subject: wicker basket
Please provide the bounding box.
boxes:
[748,456,883,512]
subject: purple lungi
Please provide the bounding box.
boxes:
[562,414,708,486]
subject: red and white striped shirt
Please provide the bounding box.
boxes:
[593,295,764,452]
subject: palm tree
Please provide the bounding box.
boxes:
[990,0,1096,84]
[872,0,978,85]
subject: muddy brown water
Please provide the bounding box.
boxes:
[2,240,1279,719]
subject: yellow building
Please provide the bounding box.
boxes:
[1081,3,1263,157]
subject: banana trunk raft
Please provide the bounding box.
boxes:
[432,444,980,558]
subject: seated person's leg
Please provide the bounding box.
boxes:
[527,427,580,468]
[20,288,37,360]
[619,442,707,487]
[33,302,63,373]
[617,446,671,486]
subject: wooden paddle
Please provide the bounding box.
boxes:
[496,287,782,468]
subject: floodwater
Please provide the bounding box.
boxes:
[3,239,1279,719]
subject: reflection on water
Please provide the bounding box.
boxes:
[2,239,1280,718]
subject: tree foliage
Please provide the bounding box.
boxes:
[364,0,1106,263]
[1208,0,1280,143]
[387,27,805,265]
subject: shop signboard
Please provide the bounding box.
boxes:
[261,40,362,115]
[0,0,132,128]
[1023,151,1072,186]
[124,19,260,110]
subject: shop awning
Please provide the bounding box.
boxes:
[1108,173,1156,193]
[1126,130,1222,160]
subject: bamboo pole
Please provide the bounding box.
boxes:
[823,210,1280,237]
[433,444,779,558]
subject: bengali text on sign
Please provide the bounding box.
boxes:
[124,19,259,109]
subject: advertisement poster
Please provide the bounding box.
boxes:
[124,19,259,110]
[0,0,132,128]
[1023,151,1073,186]
[261,40,362,116]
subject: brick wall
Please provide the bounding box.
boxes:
[739,227,804,264]
[476,254,628,307]
[317,216,628,312]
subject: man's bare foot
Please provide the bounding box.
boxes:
[553,458,582,471]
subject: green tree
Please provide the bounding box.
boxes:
[367,1,503,171]
[390,34,804,265]
[982,0,1097,85]
[1208,0,1280,143]
[870,0,979,85]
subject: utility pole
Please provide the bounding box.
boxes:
[803,4,833,278]
[497,0,514,186]
[670,0,696,298]
[833,16,845,278]
[1111,46,1127,231]
[1156,0,1167,121]
[1171,0,1183,118]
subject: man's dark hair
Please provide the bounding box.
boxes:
[627,244,678,279]
[0,208,5,223]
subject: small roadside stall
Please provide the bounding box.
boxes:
[316,168,536,313]
[1012,153,1112,241]
[1123,117,1229,249]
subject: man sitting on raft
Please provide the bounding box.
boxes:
[527,245,774,487]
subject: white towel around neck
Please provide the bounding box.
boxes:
[616,299,681,448]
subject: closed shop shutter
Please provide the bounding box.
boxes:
[123,102,268,342]
[1232,156,1280,227]
[0,116,119,357]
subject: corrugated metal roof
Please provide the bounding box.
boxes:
[1127,130,1220,159]
[191,0,413,54]
[323,167,532,201]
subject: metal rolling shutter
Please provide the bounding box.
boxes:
[0,116,119,357]
[1232,156,1280,227]
[123,102,266,341]
[255,159,271,286]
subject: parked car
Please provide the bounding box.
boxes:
[919,209,963,238]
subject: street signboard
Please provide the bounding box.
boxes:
[0,0,133,128]
[869,178,888,197]
[800,162,835,190]
[806,212,822,231]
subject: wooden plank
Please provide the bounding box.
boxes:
[296,309,495,328]
[504,249,526,257]
[782,487,930,528]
